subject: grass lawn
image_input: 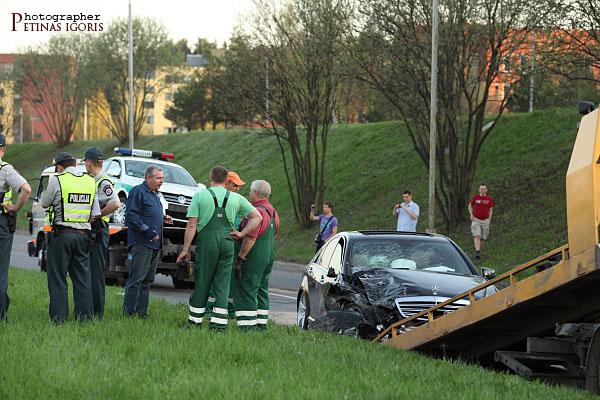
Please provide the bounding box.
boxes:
[6,107,582,275]
[0,267,595,399]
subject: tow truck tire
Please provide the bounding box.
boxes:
[172,276,188,289]
[38,240,47,272]
[586,326,600,394]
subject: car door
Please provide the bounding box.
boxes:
[309,236,343,317]
[322,237,345,311]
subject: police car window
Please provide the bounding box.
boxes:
[106,161,122,177]
[124,160,196,186]
[327,239,344,273]
[37,176,48,198]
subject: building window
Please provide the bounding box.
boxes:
[148,86,155,94]
[147,116,154,124]
[0,88,4,97]
[143,101,154,109]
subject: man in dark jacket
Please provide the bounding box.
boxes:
[122,164,173,317]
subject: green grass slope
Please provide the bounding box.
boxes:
[6,107,580,274]
[1,267,594,399]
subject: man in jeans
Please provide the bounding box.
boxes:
[122,165,173,317]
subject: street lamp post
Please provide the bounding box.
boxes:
[31,116,42,141]
[427,0,440,234]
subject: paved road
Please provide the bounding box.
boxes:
[9,232,301,326]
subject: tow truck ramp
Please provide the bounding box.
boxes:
[374,103,600,393]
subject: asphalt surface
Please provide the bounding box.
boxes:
[9,231,303,326]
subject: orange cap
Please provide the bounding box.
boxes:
[228,171,245,185]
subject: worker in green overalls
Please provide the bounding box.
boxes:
[206,171,247,318]
[177,166,262,331]
[232,180,279,331]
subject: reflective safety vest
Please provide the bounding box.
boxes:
[0,162,13,213]
[56,172,96,223]
[96,174,114,223]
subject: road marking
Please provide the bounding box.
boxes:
[269,292,296,300]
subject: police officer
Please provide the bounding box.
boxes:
[41,152,100,323]
[232,180,279,331]
[0,133,32,322]
[83,147,120,318]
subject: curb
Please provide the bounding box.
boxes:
[272,259,306,273]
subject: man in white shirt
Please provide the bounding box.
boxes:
[393,190,419,232]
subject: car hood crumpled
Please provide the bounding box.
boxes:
[339,268,493,310]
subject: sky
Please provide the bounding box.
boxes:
[0,0,256,53]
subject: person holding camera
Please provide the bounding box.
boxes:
[0,133,32,322]
[310,202,338,253]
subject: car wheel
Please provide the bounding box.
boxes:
[297,290,310,329]
[112,195,127,225]
[172,276,189,290]
[38,239,47,272]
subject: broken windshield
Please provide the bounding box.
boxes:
[348,240,472,275]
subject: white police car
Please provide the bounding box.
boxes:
[103,147,206,227]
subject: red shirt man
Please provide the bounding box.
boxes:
[468,184,494,259]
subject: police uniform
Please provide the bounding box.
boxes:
[0,135,28,321]
[40,152,100,323]
[84,148,119,317]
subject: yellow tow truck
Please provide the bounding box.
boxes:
[374,101,600,393]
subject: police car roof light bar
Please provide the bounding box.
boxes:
[114,147,175,160]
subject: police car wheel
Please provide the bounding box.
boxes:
[38,240,47,272]
[112,195,127,225]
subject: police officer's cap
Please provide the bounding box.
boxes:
[0,133,6,147]
[54,152,75,164]
[82,147,104,161]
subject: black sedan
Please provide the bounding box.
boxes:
[296,231,497,339]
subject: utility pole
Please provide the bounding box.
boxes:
[83,99,88,140]
[19,107,23,143]
[427,0,439,234]
[529,29,535,113]
[265,57,269,126]
[128,0,134,149]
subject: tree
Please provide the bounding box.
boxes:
[194,38,217,56]
[173,38,191,61]
[164,71,210,131]
[534,1,600,98]
[85,17,179,143]
[0,66,15,141]
[226,0,354,227]
[352,0,558,228]
[17,35,91,147]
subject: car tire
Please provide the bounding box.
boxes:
[112,195,127,225]
[297,290,310,330]
[38,239,47,272]
[172,276,189,290]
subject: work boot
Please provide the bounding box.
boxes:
[475,251,481,259]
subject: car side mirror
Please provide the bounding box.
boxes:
[327,267,337,278]
[481,267,496,280]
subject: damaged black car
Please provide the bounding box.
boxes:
[297,231,497,339]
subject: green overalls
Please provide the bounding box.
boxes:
[188,189,234,331]
[234,206,276,331]
[206,212,241,319]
